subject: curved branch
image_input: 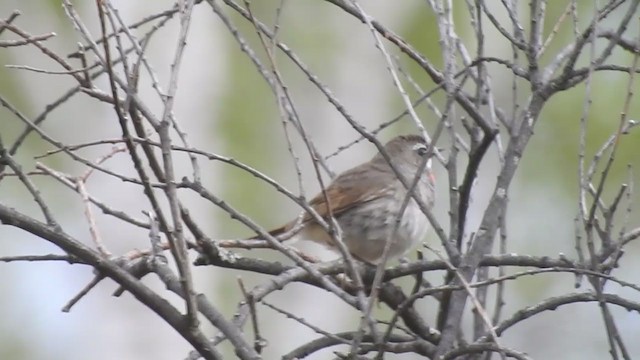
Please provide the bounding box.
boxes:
[0,204,258,360]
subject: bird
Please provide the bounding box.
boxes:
[262,134,436,265]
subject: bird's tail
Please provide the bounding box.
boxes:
[248,225,287,240]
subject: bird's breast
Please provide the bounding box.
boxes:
[398,197,430,244]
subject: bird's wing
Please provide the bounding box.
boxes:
[304,166,393,222]
[262,163,394,238]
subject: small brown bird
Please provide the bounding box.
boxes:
[265,135,435,264]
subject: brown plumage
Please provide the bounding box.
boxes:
[262,135,435,264]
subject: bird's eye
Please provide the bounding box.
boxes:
[413,143,428,156]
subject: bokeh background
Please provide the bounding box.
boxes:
[1,1,639,359]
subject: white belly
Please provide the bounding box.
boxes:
[392,198,429,258]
